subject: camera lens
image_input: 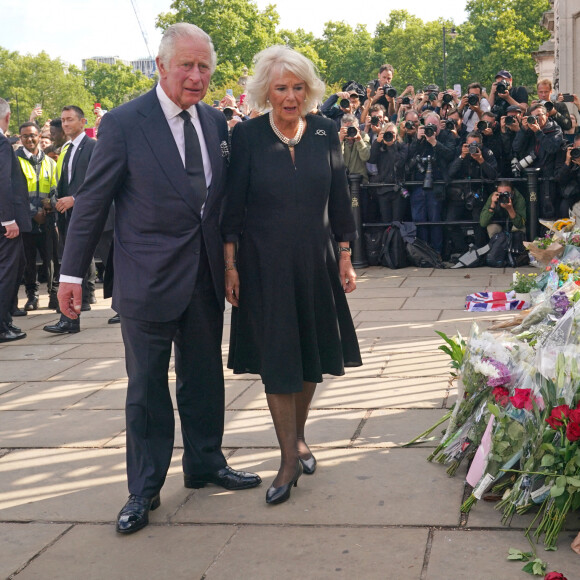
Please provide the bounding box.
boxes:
[467,94,479,106]
[505,116,516,125]
[346,126,357,138]
[424,125,435,137]
[371,116,380,127]
[468,143,479,155]
[404,121,414,130]
[339,98,350,108]
[401,96,411,105]
[543,100,554,112]
[496,81,508,94]
[387,88,397,98]
[442,93,453,104]
[477,121,488,132]
[223,108,234,121]
[571,147,580,160]
[445,120,455,130]
[384,132,394,142]
[527,115,537,124]
[428,92,438,101]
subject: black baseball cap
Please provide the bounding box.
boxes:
[496,70,512,79]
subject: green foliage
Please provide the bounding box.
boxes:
[435,330,466,376]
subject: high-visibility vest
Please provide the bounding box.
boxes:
[56,142,70,183]
[17,151,57,200]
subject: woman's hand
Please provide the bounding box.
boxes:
[225,269,240,307]
[339,257,357,293]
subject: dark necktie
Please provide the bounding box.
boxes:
[60,143,73,196]
[178,110,207,213]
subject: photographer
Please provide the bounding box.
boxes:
[458,83,491,132]
[367,64,396,119]
[416,84,441,114]
[406,112,455,254]
[500,105,522,176]
[321,89,362,131]
[368,122,409,223]
[438,107,465,149]
[489,70,528,119]
[537,79,572,132]
[399,110,420,145]
[555,133,580,215]
[447,131,498,257]
[480,181,526,238]
[512,103,564,218]
[478,112,504,174]
[394,85,417,119]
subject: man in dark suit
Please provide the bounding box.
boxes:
[57,23,261,535]
[0,98,32,342]
[44,106,97,333]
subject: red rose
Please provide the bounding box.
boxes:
[545,572,567,580]
[569,408,580,424]
[566,421,580,442]
[546,405,571,428]
[510,388,536,410]
[492,386,510,406]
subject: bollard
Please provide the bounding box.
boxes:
[347,173,368,269]
[525,168,540,241]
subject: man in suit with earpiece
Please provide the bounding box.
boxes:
[57,23,261,535]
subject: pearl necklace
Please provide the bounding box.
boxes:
[269,112,304,148]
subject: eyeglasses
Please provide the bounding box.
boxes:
[20,134,39,140]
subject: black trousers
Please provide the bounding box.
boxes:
[120,249,226,497]
[0,232,25,328]
[22,227,60,295]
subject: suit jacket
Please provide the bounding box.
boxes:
[57,134,97,198]
[0,132,32,233]
[59,87,230,322]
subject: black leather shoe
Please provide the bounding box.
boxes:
[108,314,121,324]
[24,296,39,311]
[80,303,91,312]
[184,466,262,490]
[7,322,21,333]
[0,329,27,343]
[266,462,302,505]
[299,454,317,475]
[116,494,160,534]
[48,294,60,312]
[43,316,80,334]
[12,308,27,317]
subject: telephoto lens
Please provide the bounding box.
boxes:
[386,87,397,99]
[541,100,554,112]
[496,81,508,94]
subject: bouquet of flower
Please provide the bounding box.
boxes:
[509,271,539,294]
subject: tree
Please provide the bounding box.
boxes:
[156,0,281,86]
[279,28,325,77]
[83,60,155,111]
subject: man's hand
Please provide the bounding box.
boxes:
[58,282,82,319]
[3,222,19,239]
[337,91,350,100]
[500,195,516,218]
[339,127,347,142]
[29,106,42,121]
[471,148,484,164]
[33,209,46,225]
[56,196,75,213]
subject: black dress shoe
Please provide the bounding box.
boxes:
[80,303,91,312]
[0,329,27,343]
[116,493,160,534]
[12,308,27,317]
[266,462,302,505]
[43,316,80,334]
[24,296,39,311]
[184,466,262,490]
[7,322,21,333]
[299,454,317,475]
[108,313,121,324]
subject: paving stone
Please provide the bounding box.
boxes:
[356,274,405,286]
[172,448,464,526]
[355,409,450,447]
[348,287,417,298]
[426,529,580,580]
[382,351,450,377]
[401,276,491,288]
[0,523,70,579]
[0,343,78,361]
[66,380,127,410]
[205,526,428,580]
[48,358,128,382]
[356,320,481,339]
[15,524,236,580]
[0,358,84,382]
[225,379,259,408]
[369,336,446,351]
[221,409,365,448]
[403,296,467,310]
[355,309,442,322]
[415,286,479,297]
[0,448,189,522]
[0,410,125,447]
[346,297,407,310]
[0,381,108,411]
[58,342,127,358]
[53,327,125,344]
[0,382,21,395]
[4,329,76,345]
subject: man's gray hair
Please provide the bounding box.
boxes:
[341,114,357,126]
[0,98,10,119]
[157,23,217,73]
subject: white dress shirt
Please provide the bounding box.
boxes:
[1,127,16,227]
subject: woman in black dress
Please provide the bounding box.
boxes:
[221,46,362,505]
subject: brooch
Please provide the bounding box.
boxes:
[220,140,230,158]
[315,129,326,136]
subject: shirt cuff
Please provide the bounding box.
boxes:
[59,275,83,284]
[1,220,16,226]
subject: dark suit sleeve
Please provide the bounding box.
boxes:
[0,137,15,224]
[60,113,127,278]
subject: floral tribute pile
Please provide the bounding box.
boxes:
[410,231,580,577]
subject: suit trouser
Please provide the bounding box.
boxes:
[0,233,25,328]
[120,251,227,497]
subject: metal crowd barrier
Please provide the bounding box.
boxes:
[347,168,542,269]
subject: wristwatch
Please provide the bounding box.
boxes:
[338,247,352,256]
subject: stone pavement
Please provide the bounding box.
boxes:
[1,266,579,579]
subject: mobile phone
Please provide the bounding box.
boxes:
[453,84,461,96]
[226,89,233,96]
[562,93,574,103]
[35,103,42,109]
[213,99,220,107]
[94,102,101,109]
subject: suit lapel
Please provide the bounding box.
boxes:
[139,90,201,215]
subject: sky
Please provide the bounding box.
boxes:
[2,0,468,67]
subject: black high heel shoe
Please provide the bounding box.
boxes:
[299,454,317,475]
[266,462,303,505]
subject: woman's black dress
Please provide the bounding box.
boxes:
[221,113,362,394]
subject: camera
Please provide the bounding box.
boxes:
[527,115,538,125]
[540,100,554,113]
[442,93,453,104]
[346,126,357,138]
[498,192,512,205]
[464,191,482,211]
[396,184,410,199]
[223,107,234,121]
[423,124,438,138]
[467,94,479,106]
[383,85,397,99]
[370,116,380,127]
[496,81,508,94]
[562,93,574,103]
[477,120,489,132]
[468,142,480,155]
[401,96,411,105]
[504,116,517,126]
[383,132,394,143]
[511,151,537,174]
[570,147,580,160]
[339,98,350,109]
[428,92,438,101]
[404,120,415,130]
[445,119,456,131]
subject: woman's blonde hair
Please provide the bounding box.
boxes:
[247,45,325,114]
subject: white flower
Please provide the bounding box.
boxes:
[473,358,500,379]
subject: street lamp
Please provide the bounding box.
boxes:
[443,26,457,89]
